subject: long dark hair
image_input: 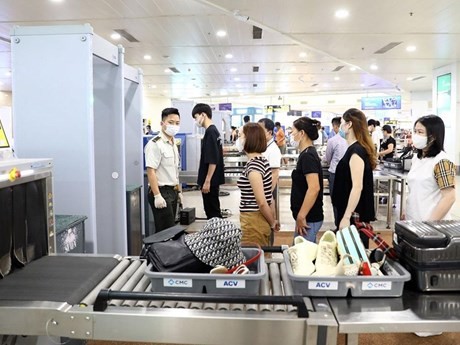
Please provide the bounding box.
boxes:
[292,117,319,141]
[343,108,377,170]
[414,115,445,158]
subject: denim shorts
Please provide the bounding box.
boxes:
[295,220,323,243]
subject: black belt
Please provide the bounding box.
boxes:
[159,185,178,191]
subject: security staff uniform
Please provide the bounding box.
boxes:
[144,130,180,232]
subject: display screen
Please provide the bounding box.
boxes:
[436,73,451,120]
[0,119,10,149]
[361,96,401,110]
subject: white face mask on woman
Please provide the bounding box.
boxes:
[412,134,428,149]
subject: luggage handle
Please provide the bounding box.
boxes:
[93,289,309,318]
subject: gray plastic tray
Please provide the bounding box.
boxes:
[283,251,410,297]
[145,248,265,294]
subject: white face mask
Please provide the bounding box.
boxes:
[195,114,204,128]
[235,137,245,152]
[164,124,180,137]
[290,135,299,148]
[412,134,428,149]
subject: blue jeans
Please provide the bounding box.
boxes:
[295,221,323,243]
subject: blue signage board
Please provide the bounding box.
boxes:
[361,96,401,110]
[219,103,232,111]
[311,111,322,118]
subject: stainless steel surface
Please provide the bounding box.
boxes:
[1,257,337,345]
[329,290,460,335]
[373,170,397,228]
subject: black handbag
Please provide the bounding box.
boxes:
[141,225,213,273]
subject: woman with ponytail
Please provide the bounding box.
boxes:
[332,108,377,248]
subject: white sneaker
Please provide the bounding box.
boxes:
[313,231,338,276]
[414,332,443,337]
[287,237,318,276]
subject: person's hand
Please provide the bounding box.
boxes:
[178,192,183,205]
[271,220,280,232]
[339,217,350,230]
[202,180,211,194]
[154,193,167,209]
[296,214,309,236]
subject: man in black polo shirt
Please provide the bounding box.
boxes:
[378,125,396,161]
[192,103,225,219]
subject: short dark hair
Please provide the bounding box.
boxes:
[414,115,445,158]
[376,120,381,126]
[275,121,281,127]
[243,115,250,123]
[192,103,212,119]
[367,119,376,127]
[331,117,341,127]
[258,118,275,135]
[382,125,392,134]
[243,123,267,153]
[292,117,319,141]
[161,107,180,121]
[146,125,151,129]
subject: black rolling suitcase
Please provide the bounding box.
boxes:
[393,220,460,291]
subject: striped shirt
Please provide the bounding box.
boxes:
[237,156,272,212]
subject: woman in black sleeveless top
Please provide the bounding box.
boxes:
[332,108,377,247]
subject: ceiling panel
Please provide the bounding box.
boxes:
[0,0,459,98]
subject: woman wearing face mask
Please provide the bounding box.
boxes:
[290,117,324,243]
[404,115,456,221]
[237,123,279,246]
[332,108,376,247]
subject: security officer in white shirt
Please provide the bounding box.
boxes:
[144,108,182,232]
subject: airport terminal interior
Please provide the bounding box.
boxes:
[1,1,460,345]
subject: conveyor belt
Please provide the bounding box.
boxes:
[0,255,338,345]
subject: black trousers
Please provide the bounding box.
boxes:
[202,186,222,219]
[148,186,178,233]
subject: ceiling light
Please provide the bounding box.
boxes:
[50,0,64,2]
[230,67,237,72]
[216,30,227,37]
[335,9,349,18]
[163,90,168,93]
[110,33,121,40]
[299,52,307,58]
[323,83,330,87]
[144,55,152,60]
[164,68,171,73]
[360,83,365,87]
[406,77,414,81]
[370,64,378,70]
[236,84,242,88]
[5,71,11,76]
[234,77,240,81]
[225,53,233,59]
[406,45,416,52]
[290,67,296,71]
[349,66,357,71]
[334,76,340,81]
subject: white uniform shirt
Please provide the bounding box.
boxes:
[406,151,455,221]
[262,138,281,169]
[144,131,179,186]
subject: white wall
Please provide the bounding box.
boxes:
[143,96,171,131]
[0,91,12,107]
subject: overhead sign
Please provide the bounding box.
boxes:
[219,103,232,111]
[264,104,291,113]
[311,111,322,118]
[287,110,302,116]
[361,96,401,110]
